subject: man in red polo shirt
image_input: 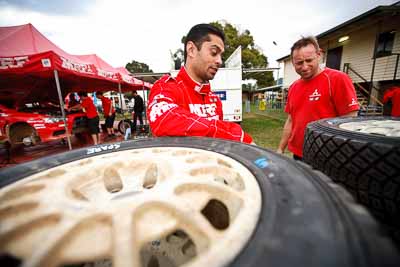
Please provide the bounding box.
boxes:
[147,23,253,143]
[68,91,100,145]
[96,91,116,138]
[383,86,400,117]
[277,36,359,160]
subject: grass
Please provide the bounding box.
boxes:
[241,104,291,156]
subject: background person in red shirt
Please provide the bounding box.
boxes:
[383,86,400,117]
[68,91,100,145]
[96,91,116,138]
[147,23,253,144]
[277,36,359,160]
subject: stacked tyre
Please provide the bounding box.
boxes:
[303,117,400,243]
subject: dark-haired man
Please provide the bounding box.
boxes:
[147,23,253,143]
[132,90,144,132]
[277,36,359,160]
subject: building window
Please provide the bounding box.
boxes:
[376,30,395,57]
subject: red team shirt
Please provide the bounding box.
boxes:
[147,67,253,143]
[383,87,400,117]
[100,96,115,116]
[81,97,98,119]
[285,68,360,157]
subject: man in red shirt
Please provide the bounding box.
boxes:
[383,86,400,117]
[147,24,253,143]
[96,91,116,138]
[277,36,359,160]
[68,91,100,145]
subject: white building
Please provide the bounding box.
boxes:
[277,2,400,112]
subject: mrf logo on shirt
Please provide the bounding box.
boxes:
[189,103,217,118]
[309,89,321,101]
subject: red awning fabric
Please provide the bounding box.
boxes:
[116,66,152,90]
[0,23,144,96]
[75,55,151,90]
[116,67,130,75]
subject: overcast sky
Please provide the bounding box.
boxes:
[0,0,397,72]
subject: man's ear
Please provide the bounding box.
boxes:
[186,41,197,59]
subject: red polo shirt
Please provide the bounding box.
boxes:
[81,97,98,119]
[99,96,115,116]
[383,87,400,117]
[285,68,359,157]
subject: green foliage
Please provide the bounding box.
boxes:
[211,21,274,88]
[125,60,153,74]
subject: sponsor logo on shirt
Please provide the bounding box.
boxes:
[189,103,217,118]
[309,89,321,101]
[149,101,178,122]
[349,98,358,107]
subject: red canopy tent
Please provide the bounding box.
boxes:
[74,54,151,91]
[0,23,146,148]
[0,24,146,94]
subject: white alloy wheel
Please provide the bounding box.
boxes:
[0,147,261,267]
[339,119,400,136]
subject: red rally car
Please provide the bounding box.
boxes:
[0,102,88,146]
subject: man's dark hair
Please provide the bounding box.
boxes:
[95,91,103,96]
[132,90,137,95]
[184,23,225,62]
[78,91,88,97]
[290,36,320,57]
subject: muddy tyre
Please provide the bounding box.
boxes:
[0,137,398,267]
[117,119,134,135]
[303,117,400,231]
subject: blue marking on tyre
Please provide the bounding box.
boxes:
[254,157,269,168]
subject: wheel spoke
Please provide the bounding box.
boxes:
[22,217,79,267]
[111,213,139,267]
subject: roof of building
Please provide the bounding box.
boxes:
[276,1,400,62]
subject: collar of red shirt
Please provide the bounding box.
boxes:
[176,66,211,95]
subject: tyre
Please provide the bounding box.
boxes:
[0,137,398,267]
[303,117,400,232]
[117,119,134,135]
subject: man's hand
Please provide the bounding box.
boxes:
[276,147,284,154]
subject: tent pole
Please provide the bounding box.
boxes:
[54,70,72,150]
[118,83,123,112]
[117,83,125,133]
[142,85,147,124]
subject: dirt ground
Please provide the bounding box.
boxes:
[0,132,126,169]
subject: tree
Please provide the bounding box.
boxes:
[210,21,274,88]
[173,21,274,88]
[125,60,153,74]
